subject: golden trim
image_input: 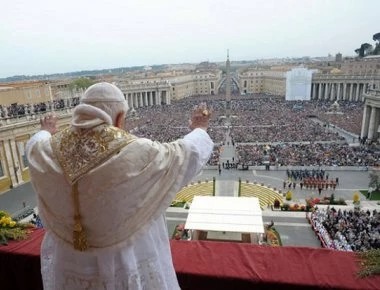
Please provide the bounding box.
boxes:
[51,124,136,185]
[50,124,137,251]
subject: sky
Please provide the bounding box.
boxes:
[1,0,379,78]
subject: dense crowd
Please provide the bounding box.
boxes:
[231,123,343,143]
[311,208,380,252]
[228,99,361,143]
[315,101,363,136]
[0,98,80,118]
[126,98,227,144]
[236,143,380,167]
[2,93,373,167]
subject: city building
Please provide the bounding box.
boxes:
[0,81,53,106]
[238,69,287,96]
[361,87,380,141]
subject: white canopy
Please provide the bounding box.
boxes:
[185,196,264,234]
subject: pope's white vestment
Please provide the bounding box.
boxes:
[27,124,213,290]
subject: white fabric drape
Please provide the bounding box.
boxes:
[27,127,213,290]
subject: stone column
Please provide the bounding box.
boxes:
[139,92,143,107]
[318,83,322,100]
[343,83,347,101]
[349,83,353,101]
[4,140,19,187]
[361,105,371,138]
[359,84,364,101]
[148,92,151,106]
[330,83,335,101]
[166,90,171,104]
[156,91,161,105]
[355,83,360,101]
[337,83,341,100]
[10,139,23,184]
[134,93,138,108]
[368,106,377,140]
[324,83,328,100]
[127,94,131,108]
[312,83,316,100]
[144,92,148,106]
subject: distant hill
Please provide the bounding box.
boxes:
[0,64,167,83]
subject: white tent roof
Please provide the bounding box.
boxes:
[185,196,264,234]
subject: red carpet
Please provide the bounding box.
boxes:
[0,229,379,290]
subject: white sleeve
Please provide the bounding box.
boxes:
[26,130,52,154]
[183,128,214,175]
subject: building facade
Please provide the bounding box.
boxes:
[238,69,286,96]
[116,70,222,108]
[0,112,72,193]
[311,74,380,102]
[340,56,380,75]
[361,88,380,141]
[0,81,53,106]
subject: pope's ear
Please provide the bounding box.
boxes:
[115,112,125,129]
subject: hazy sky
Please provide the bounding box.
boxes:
[1,0,378,78]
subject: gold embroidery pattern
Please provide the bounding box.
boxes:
[50,124,137,251]
[51,124,136,185]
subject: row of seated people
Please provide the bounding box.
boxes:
[311,207,380,252]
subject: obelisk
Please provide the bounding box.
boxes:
[225,49,231,114]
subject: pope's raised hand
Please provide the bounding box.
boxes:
[40,113,59,135]
[189,103,212,131]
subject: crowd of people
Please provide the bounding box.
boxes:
[236,143,380,167]
[0,97,80,119]
[124,95,373,169]
[311,207,380,252]
[4,92,376,168]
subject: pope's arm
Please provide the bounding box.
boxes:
[26,113,57,154]
[182,128,214,181]
[26,130,52,154]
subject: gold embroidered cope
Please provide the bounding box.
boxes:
[51,124,137,251]
[51,124,136,185]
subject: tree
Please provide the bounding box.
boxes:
[373,32,380,43]
[355,48,361,56]
[358,43,373,57]
[368,172,380,191]
[373,32,380,55]
[69,78,94,91]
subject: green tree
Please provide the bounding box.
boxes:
[357,43,373,57]
[373,32,380,43]
[69,78,94,91]
[369,172,380,191]
[372,32,380,55]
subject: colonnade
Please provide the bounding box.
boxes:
[125,90,171,109]
[0,114,72,192]
[361,90,380,140]
[311,82,369,102]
